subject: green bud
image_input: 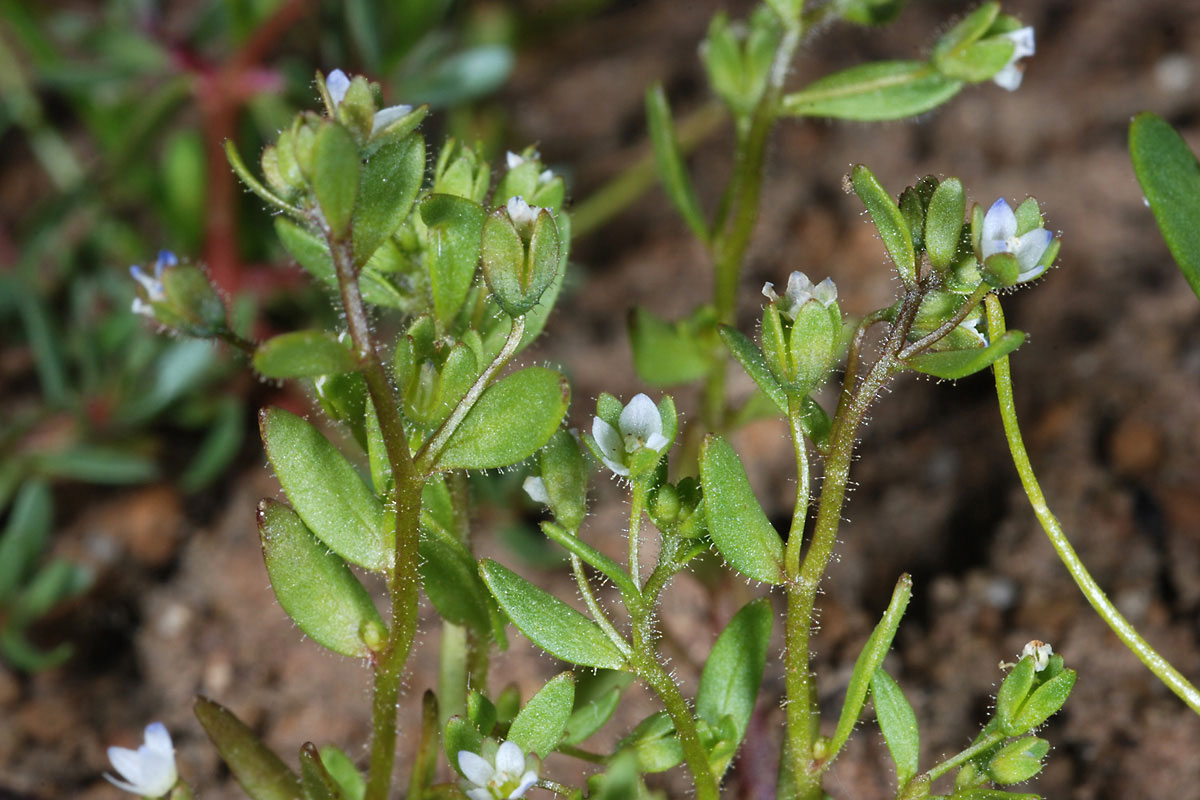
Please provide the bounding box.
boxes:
[981,252,1020,288]
[336,76,376,139]
[759,271,841,395]
[986,736,1048,784]
[131,252,228,338]
[481,198,561,318]
[649,483,681,527]
[434,139,491,202]
[360,619,387,653]
[535,429,589,531]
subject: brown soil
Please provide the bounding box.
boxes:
[5,1,1200,798]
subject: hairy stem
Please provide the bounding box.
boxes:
[329,235,421,800]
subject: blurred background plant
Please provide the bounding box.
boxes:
[0,0,539,671]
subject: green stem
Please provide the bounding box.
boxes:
[630,610,720,800]
[328,235,421,800]
[920,728,1006,783]
[986,295,1200,716]
[571,554,633,660]
[628,479,649,587]
[413,316,526,475]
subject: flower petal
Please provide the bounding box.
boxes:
[103,773,146,795]
[1003,27,1036,59]
[812,277,838,308]
[143,723,173,756]
[371,105,414,136]
[523,476,550,504]
[592,417,625,468]
[326,69,351,108]
[458,750,495,787]
[465,788,493,800]
[783,271,815,313]
[618,394,663,442]
[1013,228,1053,275]
[981,198,1017,258]
[644,432,669,453]
[761,282,781,304]
[510,770,540,798]
[495,741,526,777]
[506,151,525,170]
[505,196,539,227]
[108,746,147,786]
[992,63,1025,92]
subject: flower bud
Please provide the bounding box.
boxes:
[130,251,228,338]
[481,197,561,318]
[434,139,491,202]
[759,271,841,396]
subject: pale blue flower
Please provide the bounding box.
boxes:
[130,251,177,317]
[505,195,541,228]
[980,199,1053,283]
[761,271,837,319]
[104,722,178,797]
[325,69,351,107]
[325,68,413,137]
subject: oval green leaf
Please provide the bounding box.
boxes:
[353,134,424,265]
[258,500,383,658]
[925,177,965,270]
[421,193,487,324]
[852,164,916,286]
[312,123,360,240]
[1130,112,1200,299]
[697,597,772,751]
[1012,668,1076,733]
[871,669,919,784]
[905,329,1025,380]
[699,435,785,585]
[435,367,570,471]
[781,61,963,122]
[480,559,627,670]
[253,331,359,379]
[195,697,302,800]
[508,671,575,758]
[260,407,388,570]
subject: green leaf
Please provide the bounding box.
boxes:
[434,367,570,471]
[419,510,494,636]
[274,218,406,309]
[852,164,916,286]
[421,194,487,324]
[11,558,89,625]
[258,500,383,658]
[31,446,157,484]
[839,0,905,25]
[871,669,919,785]
[590,750,640,800]
[1130,112,1200,299]
[905,330,1025,380]
[986,736,1048,785]
[317,747,364,800]
[646,84,708,242]
[260,408,388,571]
[312,123,360,240]
[696,597,772,758]
[931,2,999,66]
[508,671,575,757]
[563,670,633,746]
[1011,668,1075,733]
[781,61,963,122]
[629,306,713,387]
[700,435,785,585]
[480,560,628,670]
[195,697,302,800]
[353,134,424,265]
[225,139,301,215]
[951,791,1038,800]
[925,177,965,270]
[828,574,912,763]
[253,331,359,379]
[0,480,51,603]
[995,656,1035,734]
[300,743,345,800]
[719,325,787,414]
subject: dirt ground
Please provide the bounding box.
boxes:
[5,0,1200,798]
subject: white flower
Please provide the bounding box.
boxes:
[992,27,1035,91]
[104,722,178,797]
[1022,639,1053,672]
[130,250,176,316]
[458,741,538,800]
[761,271,837,319]
[326,69,351,107]
[523,476,550,505]
[592,393,669,477]
[505,195,541,228]
[980,198,1054,283]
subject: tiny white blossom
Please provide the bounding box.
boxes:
[762,271,837,319]
[523,476,550,505]
[592,393,669,477]
[1022,639,1053,672]
[458,742,538,800]
[980,198,1054,283]
[992,27,1036,91]
[506,151,555,184]
[326,69,351,107]
[505,195,541,228]
[104,722,178,798]
[130,251,177,316]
